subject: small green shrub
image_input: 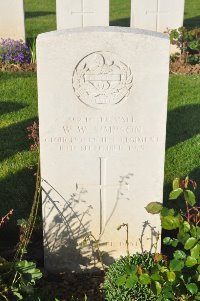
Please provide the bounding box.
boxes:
[142,177,200,300]
[110,177,200,300]
[170,27,200,65]
[103,252,158,301]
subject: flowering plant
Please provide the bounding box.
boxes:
[0,38,31,64]
[0,209,13,228]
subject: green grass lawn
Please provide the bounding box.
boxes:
[0,0,200,223]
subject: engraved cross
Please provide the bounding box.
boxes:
[71,0,94,27]
[76,157,129,234]
[146,0,169,31]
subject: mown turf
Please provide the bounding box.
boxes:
[0,72,38,221]
[0,0,200,223]
[184,0,200,28]
[165,75,200,195]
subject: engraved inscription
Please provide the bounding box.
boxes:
[43,115,159,153]
[72,52,133,109]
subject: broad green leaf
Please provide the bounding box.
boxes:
[177,232,190,245]
[129,264,137,273]
[170,259,184,272]
[155,281,162,295]
[160,266,168,273]
[145,202,163,214]
[139,273,151,285]
[184,237,197,250]
[191,244,200,259]
[167,271,176,282]
[116,274,126,286]
[185,256,197,267]
[174,250,186,260]
[171,239,179,247]
[173,178,180,190]
[184,190,196,206]
[169,188,183,200]
[163,237,172,245]
[191,225,197,237]
[126,274,138,288]
[161,207,175,217]
[161,216,180,230]
[151,273,162,281]
[197,227,200,239]
[183,221,191,232]
[186,283,198,295]
[197,265,200,273]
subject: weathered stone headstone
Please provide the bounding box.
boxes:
[56,0,109,30]
[131,0,185,32]
[37,27,169,272]
[0,0,25,41]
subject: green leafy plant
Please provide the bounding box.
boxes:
[170,27,200,65]
[28,37,37,64]
[0,258,42,300]
[103,252,159,301]
[142,177,200,300]
[110,177,200,300]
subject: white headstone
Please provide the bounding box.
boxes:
[56,0,109,29]
[131,0,185,32]
[37,27,169,272]
[0,0,25,41]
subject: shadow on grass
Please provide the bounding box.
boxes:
[0,117,37,163]
[0,101,26,117]
[25,11,55,19]
[166,104,200,149]
[184,15,200,29]
[0,166,37,244]
[110,17,130,27]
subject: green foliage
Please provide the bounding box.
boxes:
[28,37,37,64]
[104,177,200,300]
[170,27,200,65]
[0,257,42,300]
[103,252,158,301]
[140,177,200,300]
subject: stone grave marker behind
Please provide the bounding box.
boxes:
[56,0,109,29]
[0,0,25,41]
[131,0,185,32]
[37,27,170,272]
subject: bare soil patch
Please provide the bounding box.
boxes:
[170,60,200,74]
[0,62,36,72]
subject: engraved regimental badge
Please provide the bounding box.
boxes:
[72,51,133,109]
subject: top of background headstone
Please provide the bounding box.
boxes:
[37,26,169,41]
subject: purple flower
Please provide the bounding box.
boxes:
[0,38,31,64]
